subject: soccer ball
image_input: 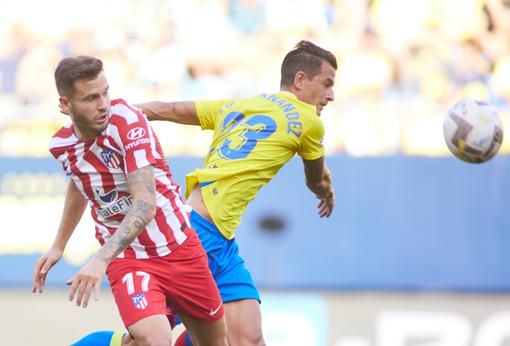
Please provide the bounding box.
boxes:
[443,99,504,163]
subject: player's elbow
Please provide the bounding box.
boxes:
[146,200,157,221]
[137,198,157,224]
[148,204,157,221]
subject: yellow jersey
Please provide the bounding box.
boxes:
[186,91,325,239]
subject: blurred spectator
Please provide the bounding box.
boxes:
[0,0,509,157]
[0,22,31,94]
[229,0,266,35]
[336,31,396,101]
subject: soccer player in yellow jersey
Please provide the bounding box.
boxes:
[70,40,336,346]
[139,40,336,346]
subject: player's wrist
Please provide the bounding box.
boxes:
[93,252,113,266]
[318,190,333,199]
[50,238,69,253]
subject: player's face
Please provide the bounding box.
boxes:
[300,61,335,115]
[60,71,110,140]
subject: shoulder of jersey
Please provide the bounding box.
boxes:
[49,123,76,151]
[109,98,144,122]
[110,99,142,117]
[51,122,73,139]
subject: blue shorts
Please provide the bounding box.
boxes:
[190,210,260,303]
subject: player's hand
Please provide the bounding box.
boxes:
[66,256,108,308]
[32,247,64,293]
[317,191,334,218]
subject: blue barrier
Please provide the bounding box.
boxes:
[1,155,509,290]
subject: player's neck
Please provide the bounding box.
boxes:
[280,86,298,98]
[73,124,99,142]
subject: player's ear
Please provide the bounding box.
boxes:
[293,71,306,91]
[59,96,71,116]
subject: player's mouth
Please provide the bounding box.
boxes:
[317,102,328,115]
[97,113,109,124]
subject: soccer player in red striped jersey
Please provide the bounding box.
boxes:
[32,56,228,346]
[65,40,336,346]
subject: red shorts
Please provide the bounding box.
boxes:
[107,230,224,327]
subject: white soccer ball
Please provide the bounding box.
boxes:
[443,99,504,163]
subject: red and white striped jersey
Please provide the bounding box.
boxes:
[49,99,190,259]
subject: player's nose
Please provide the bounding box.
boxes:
[98,95,108,111]
[326,88,334,102]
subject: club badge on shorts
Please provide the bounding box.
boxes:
[131,293,148,310]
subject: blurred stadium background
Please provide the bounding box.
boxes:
[2,0,510,345]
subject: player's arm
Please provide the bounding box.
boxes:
[136,101,200,125]
[96,165,156,262]
[32,179,87,293]
[66,166,156,308]
[302,157,334,217]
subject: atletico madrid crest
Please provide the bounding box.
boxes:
[100,148,121,169]
[131,293,148,310]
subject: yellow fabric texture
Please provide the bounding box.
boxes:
[186,91,324,239]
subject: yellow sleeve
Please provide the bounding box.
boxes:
[109,332,125,346]
[298,116,325,160]
[195,99,233,130]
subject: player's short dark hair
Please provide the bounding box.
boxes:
[280,40,337,87]
[55,56,103,97]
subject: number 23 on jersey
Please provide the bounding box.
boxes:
[213,111,277,160]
